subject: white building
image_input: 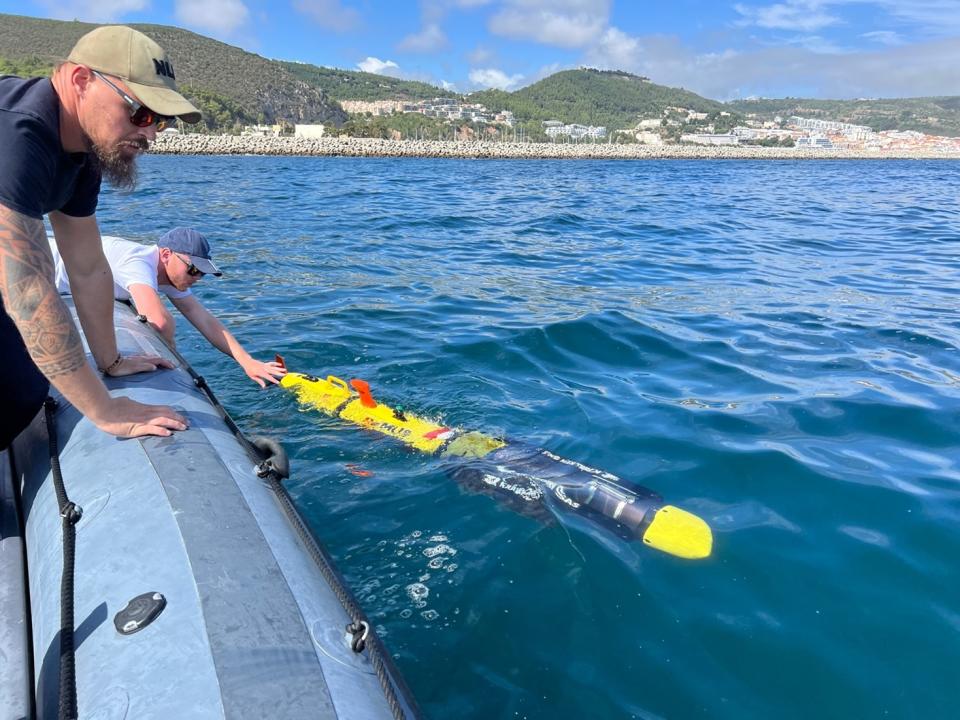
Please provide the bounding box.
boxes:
[796,135,834,149]
[545,123,607,140]
[294,124,326,139]
[339,100,405,115]
[790,116,871,135]
[681,133,739,146]
[242,124,282,137]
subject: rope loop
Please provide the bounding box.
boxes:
[61,502,83,525]
[347,620,370,653]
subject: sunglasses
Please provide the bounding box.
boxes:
[172,252,205,277]
[92,70,174,131]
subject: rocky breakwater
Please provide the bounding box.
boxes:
[150,133,957,160]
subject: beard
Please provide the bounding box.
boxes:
[88,136,148,191]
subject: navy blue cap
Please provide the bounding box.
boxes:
[158,228,222,276]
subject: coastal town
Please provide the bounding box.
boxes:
[168,94,960,159]
[330,97,960,154]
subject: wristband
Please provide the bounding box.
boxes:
[101,353,123,375]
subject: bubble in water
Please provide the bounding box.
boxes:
[406,582,429,602]
[421,609,439,621]
[428,557,445,569]
[429,535,448,542]
[446,563,458,573]
[400,609,412,619]
[423,544,456,558]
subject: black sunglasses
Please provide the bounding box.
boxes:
[172,252,204,277]
[92,70,174,131]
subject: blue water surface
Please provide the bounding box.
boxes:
[101,157,960,719]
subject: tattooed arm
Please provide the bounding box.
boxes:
[0,202,187,437]
[49,211,175,377]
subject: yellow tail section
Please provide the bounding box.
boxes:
[641,505,713,560]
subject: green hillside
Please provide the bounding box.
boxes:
[280,61,457,103]
[467,69,734,129]
[727,96,960,137]
[0,12,346,130]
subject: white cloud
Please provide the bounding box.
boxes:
[588,27,640,70]
[489,0,611,49]
[357,57,402,77]
[36,0,148,22]
[861,0,960,34]
[468,67,524,90]
[403,0,492,53]
[467,45,494,65]
[174,0,250,36]
[734,0,839,32]
[440,79,457,90]
[292,0,361,32]
[398,23,448,52]
[784,34,852,53]
[583,28,960,100]
[861,30,904,45]
[736,1,960,35]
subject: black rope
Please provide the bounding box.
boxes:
[124,301,419,718]
[44,397,82,720]
[261,469,418,719]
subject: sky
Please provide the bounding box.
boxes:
[3,1,959,99]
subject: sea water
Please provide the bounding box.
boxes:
[101,156,960,719]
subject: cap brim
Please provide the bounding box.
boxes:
[127,81,202,124]
[190,256,222,276]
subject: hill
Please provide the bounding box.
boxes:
[0,12,346,130]
[466,68,733,129]
[727,96,960,137]
[279,61,457,103]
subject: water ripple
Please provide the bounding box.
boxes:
[101,156,960,720]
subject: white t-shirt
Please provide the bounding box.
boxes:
[48,234,192,301]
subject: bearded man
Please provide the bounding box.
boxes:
[0,25,202,448]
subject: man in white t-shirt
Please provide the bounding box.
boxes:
[49,227,285,388]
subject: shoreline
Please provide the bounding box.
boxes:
[150,133,960,160]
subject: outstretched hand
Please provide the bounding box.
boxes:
[106,353,175,377]
[242,358,287,388]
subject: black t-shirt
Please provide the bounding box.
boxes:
[0,76,103,448]
[0,75,101,219]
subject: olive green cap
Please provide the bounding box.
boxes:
[68,25,201,124]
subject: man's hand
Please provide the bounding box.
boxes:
[105,353,175,377]
[91,396,188,438]
[241,358,287,388]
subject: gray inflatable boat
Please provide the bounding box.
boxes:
[0,299,418,720]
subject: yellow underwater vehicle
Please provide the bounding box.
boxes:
[277,358,712,560]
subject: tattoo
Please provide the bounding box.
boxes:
[0,207,86,377]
